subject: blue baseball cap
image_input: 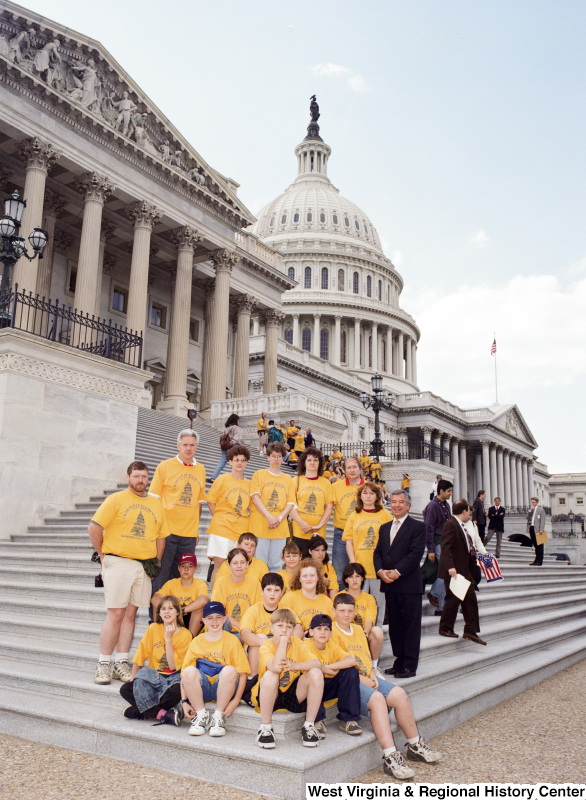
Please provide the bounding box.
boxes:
[309,613,332,630]
[203,601,226,617]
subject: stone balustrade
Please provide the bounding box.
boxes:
[210,391,338,425]
[235,230,284,269]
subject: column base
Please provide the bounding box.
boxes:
[156,397,194,418]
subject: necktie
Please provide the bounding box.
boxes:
[390,520,399,543]
[466,532,477,558]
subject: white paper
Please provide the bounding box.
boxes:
[449,573,471,601]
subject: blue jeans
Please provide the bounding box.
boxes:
[132,667,181,713]
[211,451,229,482]
[430,543,445,610]
[151,534,197,595]
[332,527,349,586]
[255,537,287,572]
[358,676,397,717]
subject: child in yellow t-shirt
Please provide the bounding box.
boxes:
[240,572,285,675]
[211,547,262,633]
[216,532,269,584]
[338,562,384,672]
[253,608,323,749]
[358,449,372,476]
[330,449,342,465]
[370,457,382,480]
[306,536,339,596]
[278,558,334,636]
[181,601,250,737]
[151,552,208,635]
[277,539,302,592]
[331,594,442,780]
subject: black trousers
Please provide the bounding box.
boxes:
[477,524,486,543]
[386,592,422,673]
[120,680,181,718]
[316,666,361,722]
[529,525,543,565]
[440,576,480,635]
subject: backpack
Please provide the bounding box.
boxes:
[268,426,284,443]
[219,431,233,451]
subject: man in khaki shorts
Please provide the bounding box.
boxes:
[88,461,169,685]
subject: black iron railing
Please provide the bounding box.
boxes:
[0,285,143,368]
[337,439,452,466]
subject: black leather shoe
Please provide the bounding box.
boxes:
[384,665,399,675]
[394,668,416,679]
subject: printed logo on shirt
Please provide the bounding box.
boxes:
[178,482,192,506]
[279,670,291,688]
[303,492,318,513]
[266,488,281,512]
[129,512,146,538]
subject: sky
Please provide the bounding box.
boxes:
[20,0,586,473]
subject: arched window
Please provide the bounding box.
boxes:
[387,284,390,304]
[269,216,275,227]
[368,335,372,368]
[320,212,326,223]
[359,333,363,366]
[293,212,300,223]
[307,211,313,222]
[302,328,311,352]
[340,329,347,363]
[321,267,328,290]
[284,328,293,344]
[333,214,338,225]
[304,267,312,289]
[366,276,372,297]
[382,338,387,372]
[353,272,359,294]
[320,329,329,360]
[355,220,360,231]
[378,279,382,300]
[365,224,369,234]
[281,213,287,224]
[288,267,295,280]
[344,216,350,227]
[337,268,344,292]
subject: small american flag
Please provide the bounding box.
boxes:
[478,553,503,582]
[490,338,497,356]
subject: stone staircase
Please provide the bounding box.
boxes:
[0,407,585,799]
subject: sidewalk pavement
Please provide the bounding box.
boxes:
[1,659,585,799]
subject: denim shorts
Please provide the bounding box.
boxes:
[359,676,397,717]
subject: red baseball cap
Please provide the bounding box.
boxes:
[178,553,197,568]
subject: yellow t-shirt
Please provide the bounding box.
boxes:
[291,476,334,540]
[401,478,410,490]
[370,463,382,479]
[288,451,298,463]
[320,562,339,596]
[304,637,350,667]
[279,590,334,631]
[92,488,169,560]
[294,433,305,451]
[182,631,250,684]
[211,573,262,630]
[251,636,313,710]
[277,569,296,593]
[240,601,275,637]
[287,426,298,439]
[217,556,269,583]
[249,469,296,540]
[331,450,342,461]
[331,622,372,678]
[133,622,193,672]
[323,470,333,479]
[149,457,206,538]
[332,479,364,529]
[342,508,393,578]
[334,591,377,629]
[358,456,372,472]
[157,577,209,609]
[205,473,251,540]
[257,418,269,432]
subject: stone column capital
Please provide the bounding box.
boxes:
[172,226,202,252]
[482,440,490,451]
[422,426,433,435]
[235,294,255,314]
[262,309,285,328]
[211,248,239,273]
[127,200,162,229]
[18,137,60,172]
[76,172,115,203]
[43,190,65,218]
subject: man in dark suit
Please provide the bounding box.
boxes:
[438,499,485,645]
[471,490,487,543]
[373,489,425,679]
[485,497,506,557]
[527,497,546,566]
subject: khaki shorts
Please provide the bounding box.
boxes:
[102,554,152,608]
[206,533,238,560]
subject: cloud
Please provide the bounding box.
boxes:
[310,63,368,93]
[391,249,403,267]
[470,229,490,248]
[566,257,586,276]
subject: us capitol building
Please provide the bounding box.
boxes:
[0,1,551,533]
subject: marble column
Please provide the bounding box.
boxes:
[522,459,529,508]
[460,441,468,500]
[390,329,397,375]
[74,173,115,317]
[516,456,523,510]
[371,322,378,371]
[412,340,418,386]
[386,327,393,374]
[433,432,442,464]
[405,335,413,382]
[475,450,483,496]
[36,190,64,299]
[263,309,284,395]
[528,461,534,498]
[482,441,491,501]
[252,316,260,336]
[233,294,255,398]
[397,331,404,378]
[353,319,361,369]
[504,451,512,508]
[159,227,200,415]
[423,426,432,461]
[510,454,519,509]
[125,201,162,335]
[13,138,60,294]
[292,314,300,348]
[451,438,460,498]
[95,220,115,318]
[333,315,341,366]
[489,444,498,503]
[496,447,505,501]
[201,249,238,407]
[312,313,321,358]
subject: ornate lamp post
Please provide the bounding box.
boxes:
[359,372,395,458]
[0,190,48,292]
[568,509,575,537]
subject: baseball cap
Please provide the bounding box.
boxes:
[178,553,197,568]
[309,613,332,630]
[203,601,226,617]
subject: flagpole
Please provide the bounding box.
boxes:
[494,331,498,404]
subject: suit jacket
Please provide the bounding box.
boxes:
[471,497,486,526]
[487,505,506,532]
[527,505,546,533]
[438,517,477,581]
[373,515,425,595]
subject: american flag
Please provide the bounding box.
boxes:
[478,553,503,582]
[490,338,497,356]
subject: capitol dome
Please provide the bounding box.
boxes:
[248,103,420,394]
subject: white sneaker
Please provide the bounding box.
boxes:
[94,661,111,685]
[209,711,226,737]
[256,726,276,749]
[372,665,386,680]
[383,750,415,780]
[188,710,209,736]
[112,660,132,682]
[406,736,442,763]
[314,720,327,739]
